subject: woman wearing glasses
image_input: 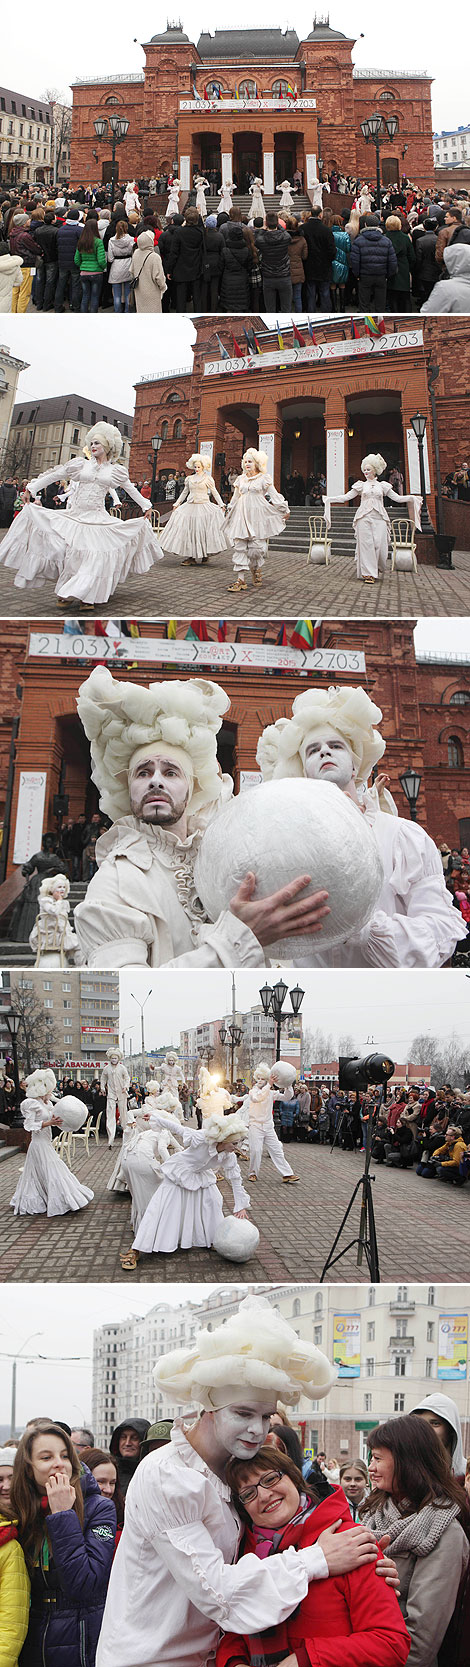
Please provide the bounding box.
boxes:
[217,1445,411,1667]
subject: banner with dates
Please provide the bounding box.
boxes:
[204,329,423,377]
[28,634,366,674]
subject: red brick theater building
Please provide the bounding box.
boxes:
[0,622,468,878]
[70,20,434,192]
[130,316,470,518]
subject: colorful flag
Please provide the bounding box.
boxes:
[217,620,227,641]
[292,321,306,346]
[277,623,289,646]
[351,318,360,339]
[231,332,243,357]
[286,82,295,98]
[289,618,322,651]
[186,621,209,641]
[166,620,177,639]
[307,320,317,345]
[276,321,284,349]
[216,333,230,360]
[192,82,202,101]
[364,314,382,336]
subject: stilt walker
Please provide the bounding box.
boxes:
[101,1048,130,1146]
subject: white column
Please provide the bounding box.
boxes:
[406,428,431,493]
[200,440,214,468]
[259,432,275,478]
[326,428,345,494]
[180,155,191,190]
[221,151,233,186]
[263,151,274,193]
[306,153,318,186]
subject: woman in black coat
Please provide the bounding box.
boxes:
[167,207,205,310]
[220,222,252,310]
[203,214,224,309]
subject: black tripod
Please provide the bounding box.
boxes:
[320,1089,384,1283]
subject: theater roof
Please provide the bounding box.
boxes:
[150,23,190,43]
[196,29,301,59]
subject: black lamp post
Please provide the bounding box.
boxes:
[218,1024,228,1080]
[227,1023,242,1087]
[410,411,434,532]
[150,432,162,506]
[399,767,422,823]
[360,111,398,203]
[93,113,130,206]
[4,1010,23,1126]
[259,980,304,1061]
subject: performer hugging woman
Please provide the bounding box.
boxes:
[0,421,164,606]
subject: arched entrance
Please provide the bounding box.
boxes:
[55,714,99,824]
[213,401,260,487]
[198,131,222,180]
[345,392,403,485]
[279,397,326,497]
[233,131,262,190]
[274,130,300,185]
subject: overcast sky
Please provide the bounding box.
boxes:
[119,966,470,1058]
[1,0,467,132]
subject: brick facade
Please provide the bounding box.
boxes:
[0,621,468,871]
[70,24,434,189]
[130,316,470,509]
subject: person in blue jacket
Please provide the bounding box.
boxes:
[10,1421,116,1667]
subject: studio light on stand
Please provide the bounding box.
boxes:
[321,1051,395,1284]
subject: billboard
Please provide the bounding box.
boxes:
[333,1313,361,1377]
[438,1314,468,1380]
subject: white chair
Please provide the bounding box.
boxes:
[52,1128,74,1168]
[151,508,161,534]
[68,1115,94,1163]
[391,518,418,572]
[307,514,331,565]
[109,505,122,519]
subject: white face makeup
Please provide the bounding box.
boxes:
[193,459,205,474]
[52,881,67,900]
[362,462,377,480]
[129,752,190,827]
[90,440,107,463]
[303,727,355,790]
[243,459,258,478]
[212,1400,275,1458]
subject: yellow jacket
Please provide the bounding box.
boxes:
[0,1513,30,1667]
[433,1135,467,1169]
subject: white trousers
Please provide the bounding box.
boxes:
[106,1092,129,1145]
[248,1120,293,1178]
[355,519,389,579]
[233,537,268,574]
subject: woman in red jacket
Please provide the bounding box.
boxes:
[217,1446,410,1667]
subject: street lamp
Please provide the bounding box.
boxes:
[360,111,398,203]
[410,411,433,531]
[228,1024,242,1087]
[399,767,422,822]
[4,1010,23,1126]
[219,1024,229,1080]
[259,981,305,1060]
[131,989,152,1079]
[150,432,162,506]
[10,1332,44,1437]
[93,113,130,206]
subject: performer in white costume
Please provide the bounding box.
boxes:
[131,1110,250,1261]
[158,454,232,566]
[166,177,181,217]
[0,422,165,605]
[29,875,78,967]
[101,1048,130,1146]
[256,684,467,967]
[278,179,295,211]
[157,1053,185,1114]
[225,448,289,592]
[194,175,209,217]
[108,1083,183,1201]
[217,180,234,213]
[196,1066,235,1119]
[323,453,422,582]
[124,180,141,217]
[95,1294,398,1667]
[247,1061,298,1182]
[249,178,265,218]
[310,180,324,208]
[10,1069,93,1217]
[355,184,373,214]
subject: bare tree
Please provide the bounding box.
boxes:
[337,1032,359,1057]
[3,432,34,481]
[302,1026,335,1071]
[10,978,60,1073]
[42,89,72,180]
[408,1031,470,1089]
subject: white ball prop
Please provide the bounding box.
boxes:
[212,1215,260,1262]
[195,778,384,961]
[53,1095,88,1132]
[271,1061,297,1090]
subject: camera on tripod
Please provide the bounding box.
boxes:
[338,1053,395,1096]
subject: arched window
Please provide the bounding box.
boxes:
[173,418,183,439]
[205,79,223,96]
[378,89,396,100]
[167,391,183,403]
[272,79,290,97]
[448,735,464,767]
[292,1298,300,1317]
[450,690,470,705]
[105,96,120,106]
[314,1291,323,1315]
[161,420,169,440]
[238,79,257,97]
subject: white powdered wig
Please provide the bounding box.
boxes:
[253,1061,272,1085]
[24,1068,57,1100]
[84,422,123,462]
[106,1046,123,1061]
[242,448,268,474]
[153,1294,337,1408]
[256,684,385,788]
[362,452,387,476]
[39,875,70,898]
[144,1079,161,1096]
[76,667,230,824]
[186,453,211,471]
[203,1110,247,1145]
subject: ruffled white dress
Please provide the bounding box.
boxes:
[1,458,164,603]
[159,473,232,563]
[10,1097,93,1216]
[249,181,265,217]
[218,184,234,213]
[29,896,78,967]
[225,472,288,540]
[194,177,209,217]
[279,182,295,210]
[323,480,421,580]
[166,182,181,216]
[133,1127,250,1253]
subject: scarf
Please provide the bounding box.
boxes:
[362,1492,460,1557]
[251,1495,314,1558]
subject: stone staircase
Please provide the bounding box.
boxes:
[185,191,312,219]
[0,882,88,968]
[273,504,411,560]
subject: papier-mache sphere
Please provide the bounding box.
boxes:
[194,778,384,962]
[212,1215,260,1261]
[271,1061,297,1091]
[53,1095,88,1131]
